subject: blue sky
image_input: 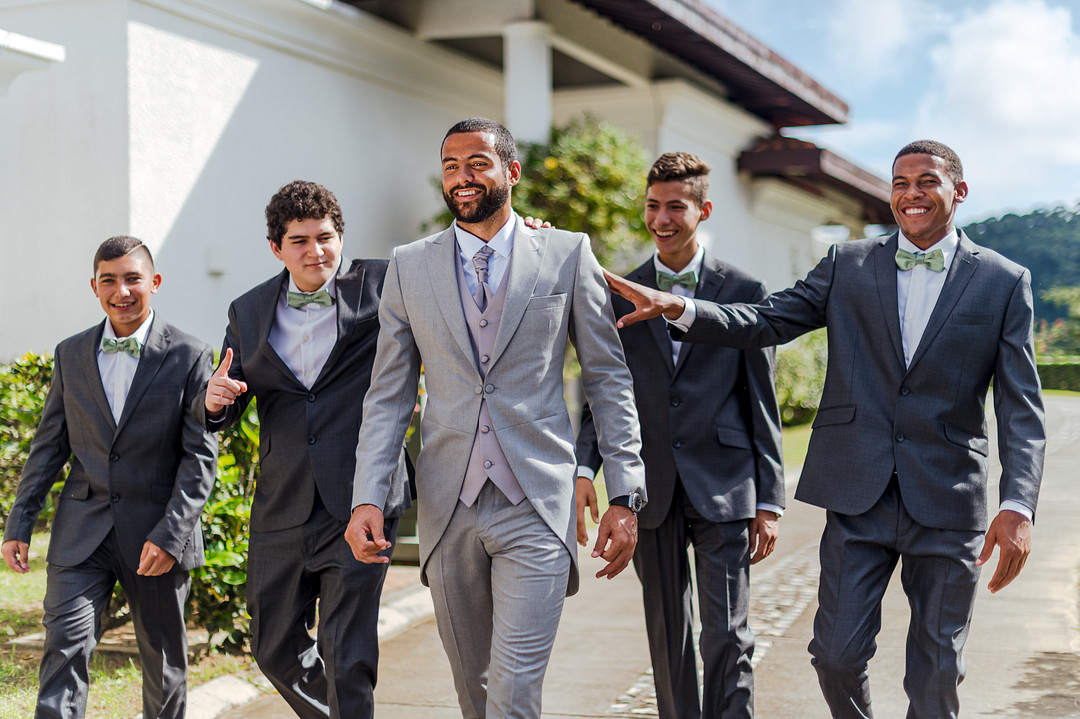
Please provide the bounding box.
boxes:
[705,0,1080,224]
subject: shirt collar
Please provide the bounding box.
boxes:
[102,309,154,345]
[286,264,339,299]
[654,244,705,276]
[898,228,959,270]
[454,212,517,261]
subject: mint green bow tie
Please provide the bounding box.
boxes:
[895,248,945,272]
[101,336,142,358]
[287,289,333,309]
[656,269,699,291]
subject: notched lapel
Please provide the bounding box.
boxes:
[629,263,675,375]
[115,318,169,435]
[82,322,117,430]
[875,235,906,369]
[490,222,544,367]
[907,236,980,371]
[425,229,476,365]
[318,260,365,383]
[673,254,726,376]
[257,271,305,386]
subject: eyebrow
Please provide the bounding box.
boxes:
[442,153,492,164]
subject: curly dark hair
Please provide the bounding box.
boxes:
[93,235,154,274]
[443,118,517,168]
[265,180,344,248]
[894,140,964,185]
[647,152,711,208]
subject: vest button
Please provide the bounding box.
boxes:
[475,385,483,394]
[307,392,316,402]
[483,460,493,469]
[479,319,489,327]
[485,384,495,393]
[481,355,490,363]
[481,425,491,433]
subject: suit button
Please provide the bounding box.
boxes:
[671,398,680,407]
[895,434,905,442]
[307,392,316,402]
[481,425,491,434]
[673,441,682,449]
[485,384,495,393]
[475,386,483,395]
[479,319,489,327]
[900,387,910,396]
[481,355,490,364]
[111,494,120,503]
[307,435,316,445]
[109,453,119,462]
[483,460,493,469]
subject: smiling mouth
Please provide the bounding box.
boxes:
[903,207,929,217]
[112,301,136,309]
[652,229,677,238]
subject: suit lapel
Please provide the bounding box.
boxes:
[628,261,675,376]
[80,322,117,431]
[255,270,304,386]
[115,315,169,435]
[317,259,364,383]
[875,234,906,370]
[491,217,544,367]
[673,252,725,378]
[907,231,979,371]
[425,227,476,365]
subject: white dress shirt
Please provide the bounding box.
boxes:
[268,268,340,389]
[454,214,516,296]
[97,310,155,423]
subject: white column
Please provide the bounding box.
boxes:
[502,21,552,145]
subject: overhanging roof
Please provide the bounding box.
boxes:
[738,137,893,225]
[565,0,848,127]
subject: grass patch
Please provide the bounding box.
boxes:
[782,422,813,469]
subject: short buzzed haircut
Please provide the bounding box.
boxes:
[265,180,345,248]
[443,118,518,168]
[894,140,964,185]
[93,235,154,274]
[647,152,711,208]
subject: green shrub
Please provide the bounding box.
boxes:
[775,329,827,426]
[1036,356,1080,391]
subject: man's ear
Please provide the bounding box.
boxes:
[699,200,713,221]
[508,160,522,186]
[954,181,969,204]
[269,239,284,261]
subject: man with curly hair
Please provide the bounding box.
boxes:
[195,181,411,719]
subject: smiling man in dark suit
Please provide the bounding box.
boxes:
[576,152,784,719]
[603,140,1045,719]
[195,181,410,719]
[3,236,218,719]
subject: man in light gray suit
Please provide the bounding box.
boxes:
[346,118,646,719]
[2,236,218,719]
[603,140,1045,718]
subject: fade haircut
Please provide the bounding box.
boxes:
[893,140,964,185]
[443,118,517,168]
[265,180,344,248]
[647,152,711,208]
[93,235,154,274]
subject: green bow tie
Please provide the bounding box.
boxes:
[101,336,142,359]
[287,289,334,309]
[656,269,699,291]
[895,248,945,272]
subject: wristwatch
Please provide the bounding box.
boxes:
[608,491,644,514]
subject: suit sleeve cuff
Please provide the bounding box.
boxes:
[999,500,1033,521]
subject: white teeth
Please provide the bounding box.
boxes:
[904,208,928,216]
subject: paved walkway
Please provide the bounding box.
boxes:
[193,394,1080,718]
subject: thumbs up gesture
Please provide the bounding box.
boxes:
[204,347,248,415]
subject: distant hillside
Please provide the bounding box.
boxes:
[964,205,1080,323]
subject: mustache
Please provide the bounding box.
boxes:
[449,183,486,194]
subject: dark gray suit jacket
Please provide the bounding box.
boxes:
[678,230,1045,532]
[576,252,784,529]
[194,259,410,532]
[4,316,218,572]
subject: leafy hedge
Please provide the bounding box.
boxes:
[0,352,256,654]
[1036,356,1080,392]
[775,329,827,426]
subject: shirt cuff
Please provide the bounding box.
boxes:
[576,466,596,481]
[665,297,696,332]
[999,500,1033,521]
[756,503,784,517]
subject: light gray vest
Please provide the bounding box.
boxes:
[456,252,526,506]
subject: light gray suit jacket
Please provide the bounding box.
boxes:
[353,216,645,595]
[4,316,218,572]
[677,230,1045,532]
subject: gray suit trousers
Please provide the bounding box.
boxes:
[634,481,754,719]
[810,479,982,719]
[426,482,572,719]
[38,529,190,719]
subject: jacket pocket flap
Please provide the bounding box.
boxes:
[527,293,567,311]
[812,405,856,428]
[61,481,90,500]
[944,423,989,457]
[716,426,753,450]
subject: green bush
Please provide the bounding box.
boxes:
[1036,356,1080,391]
[775,329,827,426]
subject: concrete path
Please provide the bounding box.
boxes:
[204,394,1080,718]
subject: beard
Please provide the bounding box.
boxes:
[443,181,510,224]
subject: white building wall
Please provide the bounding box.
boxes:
[0,0,503,357]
